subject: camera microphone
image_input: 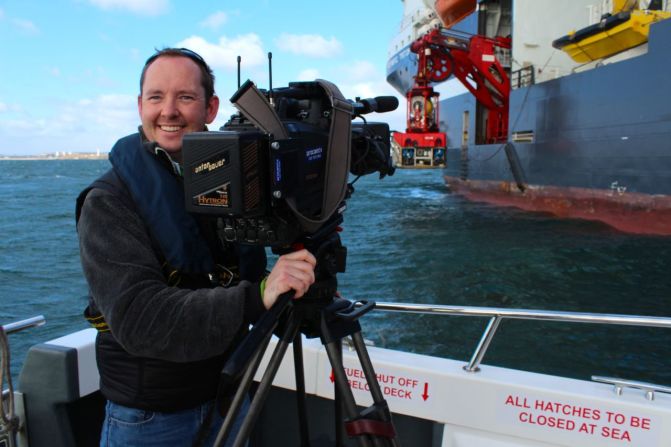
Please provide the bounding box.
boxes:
[350,96,399,115]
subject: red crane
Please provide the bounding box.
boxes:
[392,27,511,168]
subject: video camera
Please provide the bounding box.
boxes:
[182,78,397,247]
[182,75,402,447]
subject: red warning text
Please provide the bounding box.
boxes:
[338,367,430,401]
[502,393,657,443]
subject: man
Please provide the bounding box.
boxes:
[77,48,316,446]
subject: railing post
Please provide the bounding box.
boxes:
[464,315,502,372]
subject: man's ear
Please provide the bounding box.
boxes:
[206,95,220,124]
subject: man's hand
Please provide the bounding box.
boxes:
[262,249,317,309]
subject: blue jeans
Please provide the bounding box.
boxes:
[100,399,249,447]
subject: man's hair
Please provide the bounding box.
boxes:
[140,48,216,102]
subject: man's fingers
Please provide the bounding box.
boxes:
[262,249,317,308]
[276,264,315,298]
[280,249,316,267]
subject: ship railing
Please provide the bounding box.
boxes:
[1,316,46,414]
[366,301,671,394]
[1,316,46,336]
[511,65,535,89]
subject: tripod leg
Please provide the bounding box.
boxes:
[333,339,344,447]
[292,333,311,447]
[350,333,384,411]
[319,300,399,447]
[213,330,273,447]
[324,340,374,447]
[231,312,302,447]
[349,332,401,447]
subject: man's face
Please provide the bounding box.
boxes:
[138,55,219,158]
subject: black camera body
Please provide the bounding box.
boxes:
[182,79,395,247]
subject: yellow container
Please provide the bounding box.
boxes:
[558,10,671,63]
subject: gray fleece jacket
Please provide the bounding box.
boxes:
[78,187,266,364]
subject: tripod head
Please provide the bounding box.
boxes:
[276,217,349,338]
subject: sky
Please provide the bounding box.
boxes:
[0,0,406,155]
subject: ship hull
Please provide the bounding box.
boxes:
[438,17,671,235]
[444,175,671,234]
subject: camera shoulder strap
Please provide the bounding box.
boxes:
[285,79,353,233]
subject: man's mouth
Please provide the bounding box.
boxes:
[159,125,183,132]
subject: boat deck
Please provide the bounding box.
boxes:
[3,303,670,446]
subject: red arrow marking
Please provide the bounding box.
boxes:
[422,382,429,401]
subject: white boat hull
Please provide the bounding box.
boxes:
[14,325,671,446]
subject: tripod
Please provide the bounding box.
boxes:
[212,230,400,447]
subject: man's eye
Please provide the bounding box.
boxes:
[180,95,196,101]
[147,95,161,101]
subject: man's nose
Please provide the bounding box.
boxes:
[161,97,180,117]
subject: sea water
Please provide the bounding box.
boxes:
[1,160,670,386]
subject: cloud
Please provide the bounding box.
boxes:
[200,11,227,30]
[0,101,22,115]
[0,94,138,154]
[12,18,39,35]
[340,60,379,82]
[297,68,320,81]
[0,8,4,19]
[87,0,169,16]
[63,94,137,134]
[275,33,342,58]
[328,77,406,132]
[177,34,266,70]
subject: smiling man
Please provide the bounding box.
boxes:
[138,48,219,159]
[76,48,316,446]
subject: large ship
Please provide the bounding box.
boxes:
[387,0,671,235]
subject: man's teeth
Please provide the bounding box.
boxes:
[160,125,182,132]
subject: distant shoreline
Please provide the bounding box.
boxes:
[0,153,108,161]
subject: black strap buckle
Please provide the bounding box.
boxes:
[212,264,239,287]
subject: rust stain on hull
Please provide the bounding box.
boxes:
[445,175,671,235]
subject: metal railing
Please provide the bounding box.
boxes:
[367,302,671,373]
[1,316,46,335]
[1,317,46,392]
[1,315,46,443]
[592,376,671,401]
[510,65,535,89]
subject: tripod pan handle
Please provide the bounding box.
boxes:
[333,300,376,321]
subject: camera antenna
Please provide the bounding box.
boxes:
[268,52,274,105]
[237,55,241,89]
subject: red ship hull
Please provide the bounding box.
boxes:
[445,176,671,235]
